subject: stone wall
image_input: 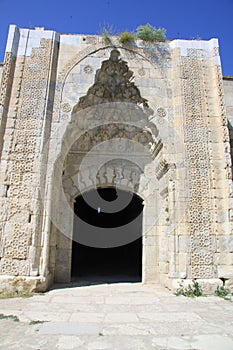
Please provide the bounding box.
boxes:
[0,25,59,282]
[223,77,233,280]
[224,78,233,170]
[0,25,232,292]
[0,63,3,83]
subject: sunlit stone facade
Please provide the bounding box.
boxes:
[0,25,232,292]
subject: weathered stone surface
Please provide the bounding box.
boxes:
[198,279,223,295]
[169,278,223,295]
[218,266,233,279]
[225,278,233,291]
[0,276,48,293]
[39,322,101,335]
[1,283,233,349]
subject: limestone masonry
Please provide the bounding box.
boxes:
[0,25,232,292]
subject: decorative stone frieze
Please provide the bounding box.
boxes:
[181,50,215,278]
[73,49,149,112]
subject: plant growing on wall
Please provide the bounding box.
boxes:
[100,23,166,45]
[136,23,166,42]
[119,31,135,44]
[102,28,112,44]
[215,285,233,301]
[100,24,115,45]
[175,279,202,297]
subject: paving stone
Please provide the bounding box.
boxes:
[152,334,233,350]
[104,312,139,323]
[137,312,202,322]
[39,322,101,335]
[56,336,84,349]
[69,312,105,323]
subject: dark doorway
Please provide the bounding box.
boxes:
[71,188,143,284]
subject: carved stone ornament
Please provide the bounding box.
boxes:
[157,107,166,118]
[73,49,149,113]
[62,102,72,112]
[138,68,146,76]
[84,65,93,74]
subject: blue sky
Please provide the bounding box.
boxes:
[0,0,232,75]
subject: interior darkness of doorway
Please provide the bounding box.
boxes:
[71,188,143,284]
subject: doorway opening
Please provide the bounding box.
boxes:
[71,188,143,284]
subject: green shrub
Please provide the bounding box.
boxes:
[119,31,135,44]
[136,23,166,42]
[175,279,202,297]
[102,28,112,44]
[29,320,46,325]
[100,24,115,45]
[0,313,19,322]
[215,285,231,298]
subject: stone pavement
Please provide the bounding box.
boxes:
[0,281,233,349]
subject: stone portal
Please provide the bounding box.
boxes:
[0,25,232,293]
